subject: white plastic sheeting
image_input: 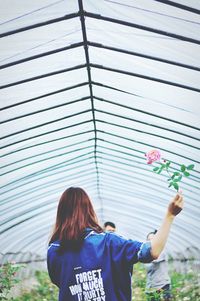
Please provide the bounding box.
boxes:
[0,0,200,259]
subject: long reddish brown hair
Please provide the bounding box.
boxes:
[49,187,102,250]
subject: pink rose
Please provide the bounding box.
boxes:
[145,149,161,164]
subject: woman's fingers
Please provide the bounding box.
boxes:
[168,194,184,216]
[174,193,183,204]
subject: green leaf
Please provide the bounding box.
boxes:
[166,161,171,168]
[172,182,179,191]
[153,167,160,172]
[174,175,182,182]
[184,171,190,177]
[168,182,173,188]
[171,172,180,179]
[187,164,194,170]
[181,164,186,172]
[157,169,163,174]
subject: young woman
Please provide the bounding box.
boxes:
[47,187,183,301]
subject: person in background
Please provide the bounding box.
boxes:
[145,230,172,301]
[103,221,116,232]
[47,187,183,301]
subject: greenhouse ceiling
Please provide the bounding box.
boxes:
[0,0,200,260]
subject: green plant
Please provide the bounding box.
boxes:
[145,149,195,191]
[0,262,25,300]
[12,271,58,301]
[132,263,146,300]
[8,264,200,301]
[131,262,200,301]
[170,269,200,300]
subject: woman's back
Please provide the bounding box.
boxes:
[47,228,152,301]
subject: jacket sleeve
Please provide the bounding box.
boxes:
[47,244,60,287]
[109,234,153,265]
[137,241,153,263]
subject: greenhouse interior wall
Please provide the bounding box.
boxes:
[0,0,199,300]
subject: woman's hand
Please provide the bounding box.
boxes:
[167,193,184,217]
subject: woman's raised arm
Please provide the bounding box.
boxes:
[150,193,184,259]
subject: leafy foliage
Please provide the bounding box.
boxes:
[152,160,194,192]
[146,149,195,191]
[132,262,200,301]
[0,262,25,300]
[12,271,58,301]
[3,263,199,301]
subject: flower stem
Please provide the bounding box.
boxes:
[166,169,172,179]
